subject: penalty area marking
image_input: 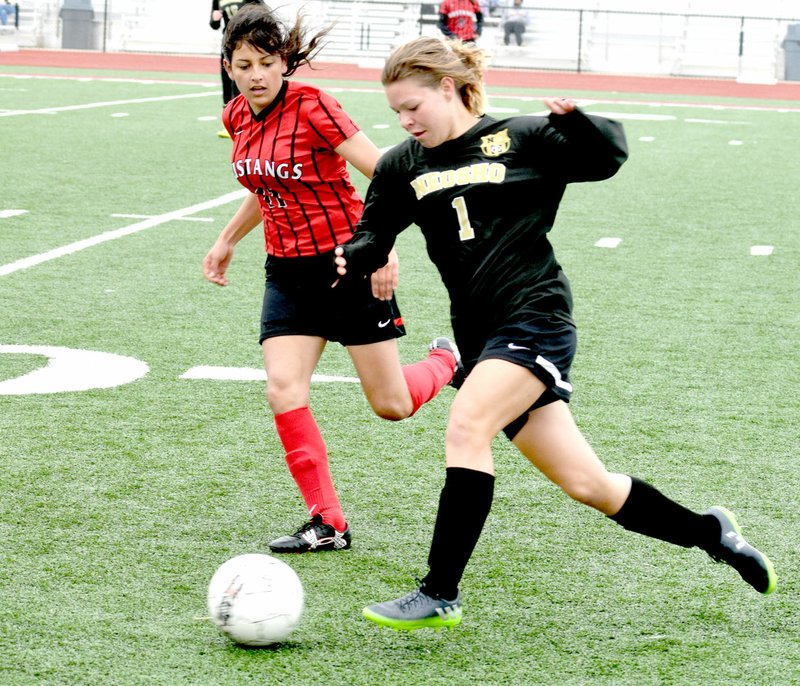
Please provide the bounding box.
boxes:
[0,348,358,395]
[0,345,149,395]
[0,189,247,277]
[180,366,360,384]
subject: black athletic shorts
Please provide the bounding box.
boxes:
[452,315,577,440]
[259,253,405,346]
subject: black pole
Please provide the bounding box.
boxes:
[103,0,109,52]
[738,15,744,57]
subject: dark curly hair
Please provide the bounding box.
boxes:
[222,4,330,77]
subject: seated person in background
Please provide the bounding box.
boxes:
[502,0,528,46]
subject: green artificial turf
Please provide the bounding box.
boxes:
[0,68,797,686]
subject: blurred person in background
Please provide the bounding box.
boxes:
[479,0,500,18]
[438,0,483,44]
[502,0,528,46]
[0,1,16,27]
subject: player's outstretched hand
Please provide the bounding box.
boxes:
[544,97,576,115]
[203,242,234,287]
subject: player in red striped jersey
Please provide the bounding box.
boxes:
[438,0,483,43]
[203,5,461,554]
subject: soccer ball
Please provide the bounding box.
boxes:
[207,553,304,646]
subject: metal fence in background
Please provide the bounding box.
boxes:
[4,1,800,82]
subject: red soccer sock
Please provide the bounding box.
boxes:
[274,406,346,531]
[401,347,456,416]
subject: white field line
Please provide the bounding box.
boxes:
[180,366,360,383]
[3,73,800,114]
[0,73,218,86]
[0,90,222,117]
[0,190,247,277]
[111,213,215,222]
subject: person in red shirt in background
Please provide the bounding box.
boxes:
[438,0,483,43]
[203,5,462,554]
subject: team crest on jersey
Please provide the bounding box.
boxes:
[480,129,511,157]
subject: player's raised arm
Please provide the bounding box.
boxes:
[541,97,628,182]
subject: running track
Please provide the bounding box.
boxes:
[1,48,799,100]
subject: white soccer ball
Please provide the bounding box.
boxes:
[207,553,304,646]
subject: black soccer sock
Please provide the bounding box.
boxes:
[609,476,720,549]
[421,467,495,600]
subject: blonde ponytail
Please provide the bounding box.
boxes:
[381,37,487,116]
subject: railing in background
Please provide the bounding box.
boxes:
[4,1,800,82]
[314,2,799,82]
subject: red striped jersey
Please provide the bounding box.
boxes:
[223,80,364,257]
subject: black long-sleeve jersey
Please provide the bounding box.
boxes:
[342,109,628,332]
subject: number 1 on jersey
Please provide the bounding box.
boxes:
[451,196,475,241]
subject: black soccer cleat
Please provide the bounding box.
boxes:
[268,513,352,553]
[363,585,462,631]
[704,506,777,594]
[429,337,466,389]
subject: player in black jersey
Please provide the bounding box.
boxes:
[333,36,777,631]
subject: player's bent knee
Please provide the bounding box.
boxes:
[266,383,311,414]
[369,397,413,421]
[372,406,408,421]
[558,474,609,509]
[445,412,492,452]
